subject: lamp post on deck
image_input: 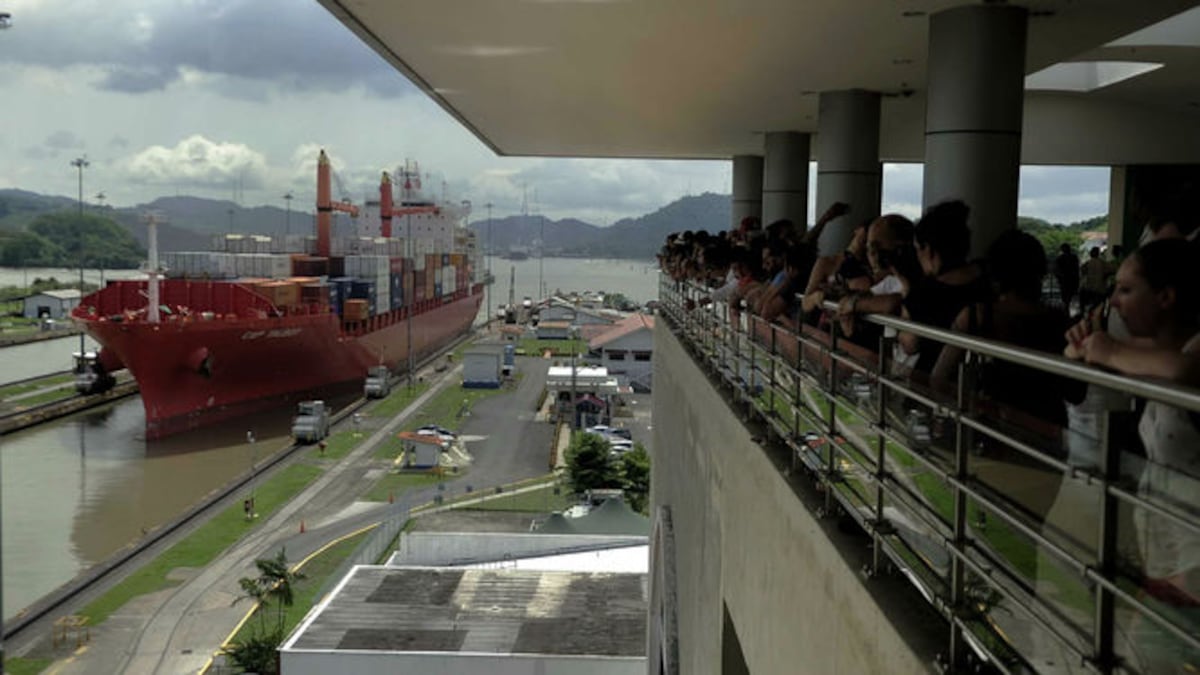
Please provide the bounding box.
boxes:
[283,192,294,237]
[71,156,89,367]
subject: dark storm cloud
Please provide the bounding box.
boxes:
[2,0,417,97]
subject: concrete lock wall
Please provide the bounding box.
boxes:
[650,326,930,675]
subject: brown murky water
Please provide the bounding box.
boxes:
[0,395,314,621]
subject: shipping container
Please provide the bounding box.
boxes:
[328,256,345,278]
[344,299,369,322]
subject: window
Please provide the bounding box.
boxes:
[634,352,651,362]
[608,350,626,361]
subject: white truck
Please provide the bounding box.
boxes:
[291,400,330,443]
[364,365,391,399]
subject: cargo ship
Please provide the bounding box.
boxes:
[72,151,483,439]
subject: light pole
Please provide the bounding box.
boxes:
[486,202,493,329]
[71,156,89,367]
[246,430,257,519]
[283,192,294,237]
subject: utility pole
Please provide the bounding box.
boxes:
[71,156,89,368]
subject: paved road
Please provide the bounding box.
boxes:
[24,351,560,674]
[450,355,554,488]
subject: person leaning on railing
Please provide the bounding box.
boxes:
[833,213,919,352]
[931,229,1084,430]
[1065,238,1200,655]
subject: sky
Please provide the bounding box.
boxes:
[0,0,1110,226]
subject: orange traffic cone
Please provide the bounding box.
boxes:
[299,519,306,534]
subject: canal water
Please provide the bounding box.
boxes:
[0,259,659,620]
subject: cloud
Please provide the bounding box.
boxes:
[123,135,268,189]
[0,0,417,98]
[44,130,85,151]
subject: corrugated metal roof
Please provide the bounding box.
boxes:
[589,313,655,349]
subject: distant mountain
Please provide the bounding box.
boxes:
[0,189,315,253]
[468,192,732,260]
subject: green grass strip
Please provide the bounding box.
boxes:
[362,472,444,502]
[465,484,576,513]
[0,374,74,400]
[518,338,586,356]
[230,529,370,645]
[309,430,360,461]
[80,463,323,626]
[365,382,429,419]
[4,657,54,675]
[7,388,77,408]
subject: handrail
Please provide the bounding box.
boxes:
[660,275,1200,673]
[818,296,1200,413]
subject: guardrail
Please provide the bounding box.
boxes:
[660,276,1200,674]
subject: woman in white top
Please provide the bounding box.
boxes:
[1067,238,1200,668]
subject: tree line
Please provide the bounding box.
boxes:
[0,212,145,268]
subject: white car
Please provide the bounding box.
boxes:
[608,439,634,454]
[416,426,456,444]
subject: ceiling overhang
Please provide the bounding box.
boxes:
[319,0,1200,165]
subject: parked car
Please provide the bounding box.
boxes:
[608,439,635,455]
[416,424,457,444]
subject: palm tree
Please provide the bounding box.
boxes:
[233,575,270,634]
[259,548,305,633]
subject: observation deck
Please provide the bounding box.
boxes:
[648,276,1200,675]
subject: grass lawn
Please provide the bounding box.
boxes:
[518,338,587,356]
[365,382,429,419]
[80,463,323,626]
[229,529,370,645]
[362,471,445,503]
[7,387,77,408]
[465,484,576,513]
[310,430,360,461]
[4,657,53,675]
[0,373,74,400]
[400,381,510,437]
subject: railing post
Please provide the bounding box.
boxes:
[869,333,895,577]
[1090,409,1132,673]
[769,323,778,419]
[823,316,841,517]
[947,355,978,671]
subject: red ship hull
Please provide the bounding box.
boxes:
[74,279,482,439]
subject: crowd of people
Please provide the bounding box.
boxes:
[660,198,1200,646]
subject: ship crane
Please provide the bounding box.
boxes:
[315,149,360,257]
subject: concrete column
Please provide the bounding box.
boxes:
[731,155,763,230]
[923,5,1027,258]
[762,132,810,231]
[816,90,881,255]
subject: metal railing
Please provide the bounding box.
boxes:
[659,276,1200,674]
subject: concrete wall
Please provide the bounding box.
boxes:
[281,650,645,675]
[650,326,933,675]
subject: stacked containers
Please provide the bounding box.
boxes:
[329,276,355,317]
[443,264,456,296]
[389,258,405,310]
[299,281,330,310]
[344,299,369,321]
[349,279,377,317]
[404,258,416,306]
